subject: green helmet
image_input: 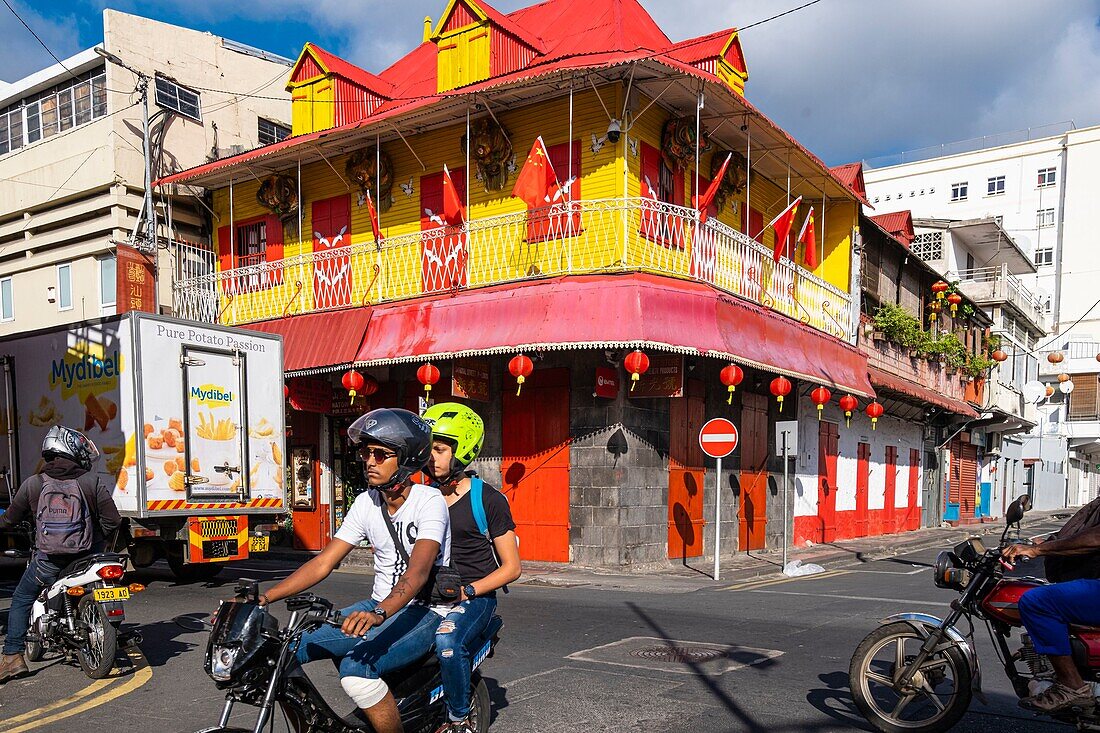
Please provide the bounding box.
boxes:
[423,402,485,469]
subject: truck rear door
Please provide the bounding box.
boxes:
[180,345,249,503]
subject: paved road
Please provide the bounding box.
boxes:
[0,518,1070,732]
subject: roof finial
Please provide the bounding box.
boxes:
[424,16,433,42]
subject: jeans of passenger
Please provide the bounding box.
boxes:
[435,595,497,720]
[295,598,443,681]
[4,553,65,655]
[1019,579,1100,657]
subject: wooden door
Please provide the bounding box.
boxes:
[960,443,978,520]
[738,392,768,551]
[311,195,352,309]
[420,169,468,293]
[817,422,839,543]
[855,442,870,538]
[884,446,898,534]
[907,448,920,531]
[502,368,570,562]
[668,379,705,559]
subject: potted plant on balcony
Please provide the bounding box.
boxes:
[872,303,926,356]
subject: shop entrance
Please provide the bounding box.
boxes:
[502,368,570,562]
[289,410,325,551]
[668,378,705,559]
[738,392,769,551]
[817,422,840,542]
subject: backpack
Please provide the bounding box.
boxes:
[1045,495,1100,583]
[35,474,95,555]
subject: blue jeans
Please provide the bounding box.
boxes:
[1019,579,1100,657]
[295,598,442,680]
[4,553,65,655]
[435,595,497,720]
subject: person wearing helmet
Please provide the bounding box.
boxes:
[422,402,521,733]
[0,425,121,682]
[256,408,450,733]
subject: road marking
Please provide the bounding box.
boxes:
[747,588,949,606]
[0,648,152,733]
[845,566,928,576]
[723,569,850,592]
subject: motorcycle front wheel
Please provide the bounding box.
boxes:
[849,621,972,733]
[76,595,118,679]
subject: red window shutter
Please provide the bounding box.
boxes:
[750,208,764,239]
[672,169,684,207]
[640,143,661,240]
[264,215,284,286]
[217,226,233,272]
[420,169,466,230]
[527,141,582,241]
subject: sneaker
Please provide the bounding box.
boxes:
[1021,682,1095,714]
[0,653,28,683]
[433,719,475,733]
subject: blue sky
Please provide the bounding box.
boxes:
[4,0,1100,166]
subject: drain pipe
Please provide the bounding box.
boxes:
[1052,136,1070,332]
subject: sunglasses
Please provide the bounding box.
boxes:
[359,447,398,464]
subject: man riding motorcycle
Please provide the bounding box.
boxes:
[255,408,450,733]
[0,426,121,682]
[1005,523,1100,713]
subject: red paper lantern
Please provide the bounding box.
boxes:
[417,363,441,394]
[623,350,650,392]
[1045,384,1055,397]
[1058,373,1071,383]
[810,386,832,421]
[1047,351,1064,364]
[341,369,366,404]
[839,394,858,427]
[932,280,949,300]
[947,292,962,316]
[508,354,534,396]
[769,376,792,411]
[719,364,744,404]
[991,350,1007,363]
[866,401,885,430]
[360,374,379,398]
[283,383,289,399]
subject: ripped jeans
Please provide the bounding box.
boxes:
[435,594,497,721]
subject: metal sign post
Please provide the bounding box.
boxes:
[700,418,739,582]
[775,421,798,569]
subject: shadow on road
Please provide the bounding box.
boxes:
[483,675,507,724]
[806,670,872,731]
[135,614,202,667]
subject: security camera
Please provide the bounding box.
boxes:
[606,119,622,144]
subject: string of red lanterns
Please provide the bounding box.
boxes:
[508,354,534,396]
[624,350,650,391]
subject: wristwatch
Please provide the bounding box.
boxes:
[463,584,477,599]
[373,607,388,623]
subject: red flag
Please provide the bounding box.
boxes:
[692,152,731,224]
[365,189,383,245]
[512,136,559,209]
[767,196,802,262]
[798,207,817,269]
[442,164,466,226]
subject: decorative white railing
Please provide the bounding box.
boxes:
[172,198,852,340]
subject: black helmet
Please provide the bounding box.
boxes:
[41,425,100,471]
[347,408,433,488]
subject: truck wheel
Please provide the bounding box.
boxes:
[167,547,224,582]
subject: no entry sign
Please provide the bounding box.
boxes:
[699,417,739,458]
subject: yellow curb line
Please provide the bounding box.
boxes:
[0,648,152,733]
[724,569,850,592]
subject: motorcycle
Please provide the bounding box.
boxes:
[849,495,1100,732]
[194,581,500,733]
[3,545,143,679]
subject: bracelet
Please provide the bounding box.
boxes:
[258,593,270,606]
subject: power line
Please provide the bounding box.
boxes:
[1,0,74,77]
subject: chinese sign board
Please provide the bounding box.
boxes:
[116,245,156,314]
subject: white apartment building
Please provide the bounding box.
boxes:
[0,10,291,334]
[863,123,1100,509]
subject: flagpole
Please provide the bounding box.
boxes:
[568,75,574,188]
[695,89,702,223]
[744,120,751,236]
[822,176,827,269]
[785,147,791,259]
[376,134,381,240]
[466,103,471,285]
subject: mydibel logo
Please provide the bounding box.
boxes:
[190,383,235,407]
[49,342,122,401]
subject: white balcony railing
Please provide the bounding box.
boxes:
[955,264,1049,334]
[172,198,852,339]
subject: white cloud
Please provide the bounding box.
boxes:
[0,1,82,83]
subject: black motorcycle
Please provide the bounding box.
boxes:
[195,581,500,733]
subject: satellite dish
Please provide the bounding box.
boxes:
[1022,381,1046,404]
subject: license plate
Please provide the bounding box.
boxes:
[93,587,130,602]
[248,535,269,553]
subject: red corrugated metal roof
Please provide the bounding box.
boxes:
[666,28,745,74]
[241,308,372,373]
[454,0,547,53]
[299,43,393,97]
[868,366,978,418]
[870,211,915,247]
[831,163,867,201]
[352,273,874,396]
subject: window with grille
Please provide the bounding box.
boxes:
[1037,208,1056,228]
[154,75,201,121]
[1037,167,1056,187]
[1035,247,1054,267]
[987,176,1005,196]
[951,182,968,201]
[0,70,106,155]
[910,231,943,261]
[258,117,290,146]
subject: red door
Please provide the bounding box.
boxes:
[502,368,570,562]
[738,392,768,551]
[907,448,921,531]
[668,379,705,559]
[311,195,352,309]
[817,422,839,543]
[884,446,898,534]
[855,442,870,538]
[420,169,468,293]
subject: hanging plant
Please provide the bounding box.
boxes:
[256,173,300,221]
[661,116,712,173]
[461,117,513,191]
[345,146,395,212]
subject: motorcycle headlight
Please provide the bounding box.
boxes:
[210,645,241,681]
[933,550,968,590]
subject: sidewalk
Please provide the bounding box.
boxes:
[264,509,1070,595]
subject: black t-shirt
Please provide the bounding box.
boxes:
[449,482,516,585]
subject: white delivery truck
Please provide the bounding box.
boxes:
[0,312,286,580]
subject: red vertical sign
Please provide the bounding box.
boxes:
[116,244,156,314]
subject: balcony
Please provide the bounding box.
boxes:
[955,264,1049,334]
[857,324,970,405]
[172,198,852,339]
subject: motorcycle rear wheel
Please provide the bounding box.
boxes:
[850,621,972,733]
[25,618,44,662]
[76,595,118,679]
[466,677,491,733]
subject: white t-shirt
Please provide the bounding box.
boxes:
[335,483,451,603]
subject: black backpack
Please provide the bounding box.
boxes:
[34,474,95,554]
[1045,496,1100,583]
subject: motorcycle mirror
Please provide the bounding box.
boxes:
[234,578,260,602]
[1005,495,1031,525]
